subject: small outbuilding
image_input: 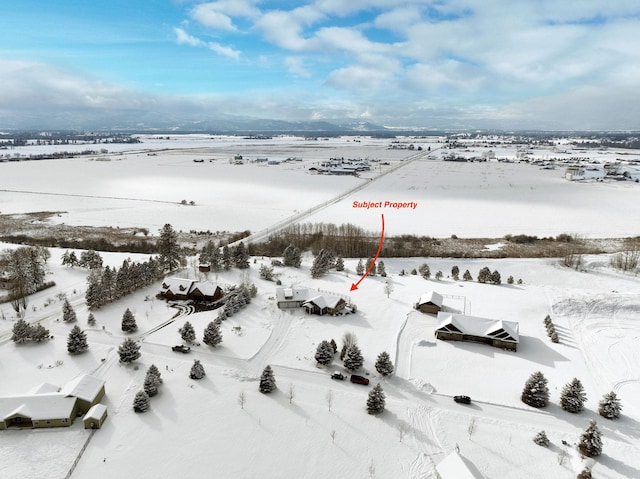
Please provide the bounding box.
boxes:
[436,450,483,479]
[415,291,443,314]
[83,404,108,429]
[435,312,519,351]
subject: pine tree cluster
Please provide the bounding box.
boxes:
[418,263,430,280]
[218,284,253,320]
[85,257,164,310]
[310,249,336,278]
[544,315,559,343]
[11,319,51,343]
[282,244,302,268]
[477,266,501,284]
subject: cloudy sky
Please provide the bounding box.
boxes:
[2,0,640,130]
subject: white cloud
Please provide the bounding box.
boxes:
[284,57,311,78]
[190,4,236,31]
[174,27,240,59]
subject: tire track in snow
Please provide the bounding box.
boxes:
[406,405,443,479]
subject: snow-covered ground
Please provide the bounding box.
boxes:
[1,135,639,479]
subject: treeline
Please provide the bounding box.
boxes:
[85,257,165,310]
[0,234,157,254]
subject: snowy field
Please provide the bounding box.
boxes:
[1,250,639,479]
[1,135,639,237]
[1,135,639,479]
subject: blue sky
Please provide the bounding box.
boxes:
[1,0,640,130]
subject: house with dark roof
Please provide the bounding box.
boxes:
[159,278,223,303]
[435,312,519,351]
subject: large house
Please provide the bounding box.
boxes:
[303,295,347,316]
[434,312,520,351]
[0,374,106,430]
[415,291,444,314]
[276,287,352,316]
[159,278,223,303]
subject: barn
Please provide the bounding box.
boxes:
[435,312,519,351]
[415,291,443,314]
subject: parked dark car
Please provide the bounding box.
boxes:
[350,374,370,385]
[454,395,471,404]
[331,372,346,381]
[172,345,191,353]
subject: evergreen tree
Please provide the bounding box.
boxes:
[477,266,492,283]
[463,269,472,281]
[190,359,206,379]
[11,318,31,343]
[157,223,184,272]
[435,270,443,280]
[418,263,430,279]
[335,256,344,272]
[179,320,196,343]
[330,339,338,354]
[61,250,72,267]
[147,364,163,384]
[233,242,250,269]
[375,351,394,376]
[87,312,96,326]
[376,260,386,277]
[62,298,77,323]
[144,372,160,397]
[365,258,376,276]
[259,365,277,393]
[366,383,386,415]
[31,324,50,342]
[222,245,232,270]
[356,259,364,275]
[533,430,550,447]
[100,266,115,303]
[133,390,150,413]
[578,420,602,457]
[521,371,550,408]
[451,265,460,280]
[598,391,622,419]
[507,275,514,284]
[85,271,103,310]
[577,469,592,479]
[203,321,223,347]
[118,338,141,363]
[259,264,274,281]
[490,269,501,284]
[343,344,364,371]
[121,308,138,333]
[115,260,132,298]
[67,325,88,354]
[78,249,103,269]
[315,340,334,366]
[560,378,587,413]
[311,249,335,278]
[283,244,302,267]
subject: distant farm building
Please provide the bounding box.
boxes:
[435,312,519,351]
[0,375,106,430]
[159,278,223,303]
[415,291,443,314]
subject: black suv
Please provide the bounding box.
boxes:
[350,374,370,385]
[454,395,471,404]
[331,372,346,380]
[172,345,191,353]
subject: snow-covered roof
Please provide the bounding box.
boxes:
[60,374,105,402]
[160,277,195,294]
[303,294,344,310]
[0,394,77,421]
[417,291,443,307]
[83,403,107,421]
[30,383,61,395]
[436,451,483,479]
[190,281,221,296]
[275,287,308,302]
[436,312,519,343]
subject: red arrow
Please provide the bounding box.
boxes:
[350,214,385,291]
